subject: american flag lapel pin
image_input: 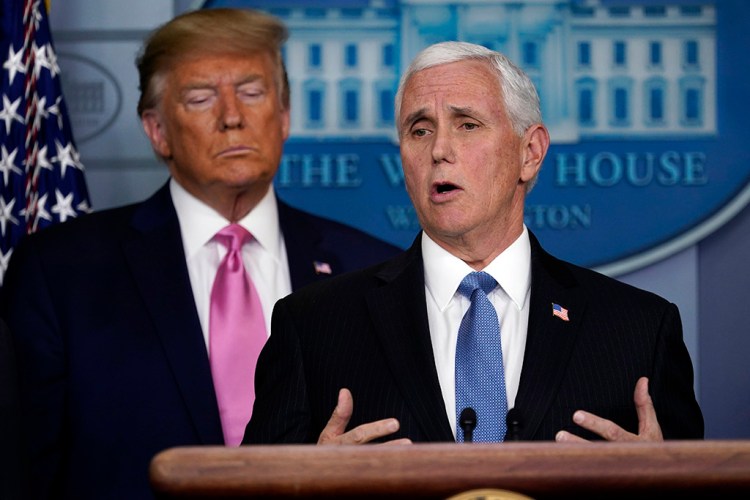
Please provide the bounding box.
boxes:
[552,303,570,322]
[313,260,332,275]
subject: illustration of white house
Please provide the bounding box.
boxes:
[231,0,715,144]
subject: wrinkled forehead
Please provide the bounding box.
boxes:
[403,60,499,104]
[400,61,503,121]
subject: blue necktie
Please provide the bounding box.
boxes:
[455,271,508,442]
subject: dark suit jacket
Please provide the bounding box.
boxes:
[0,182,401,500]
[244,231,704,444]
[0,317,21,500]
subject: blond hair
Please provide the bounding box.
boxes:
[136,8,289,116]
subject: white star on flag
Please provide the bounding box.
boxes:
[2,45,25,85]
[0,197,19,236]
[51,189,77,223]
[33,192,52,224]
[52,139,83,178]
[0,146,22,186]
[0,94,24,134]
[0,247,12,286]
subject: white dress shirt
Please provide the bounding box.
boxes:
[170,179,292,349]
[422,226,531,438]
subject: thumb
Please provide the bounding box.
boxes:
[317,388,354,444]
[635,377,663,439]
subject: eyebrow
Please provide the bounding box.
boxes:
[180,74,265,93]
[447,105,476,116]
[401,104,480,130]
[401,107,428,131]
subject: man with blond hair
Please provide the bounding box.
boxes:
[2,8,399,498]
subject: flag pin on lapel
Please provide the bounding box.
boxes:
[313,261,332,275]
[552,303,569,321]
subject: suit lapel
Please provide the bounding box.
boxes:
[123,184,223,444]
[277,200,338,290]
[366,237,454,441]
[514,232,587,440]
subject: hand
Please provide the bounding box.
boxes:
[555,377,664,442]
[317,388,412,445]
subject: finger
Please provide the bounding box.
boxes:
[333,418,401,445]
[317,388,354,444]
[555,430,588,443]
[570,410,635,441]
[634,377,663,440]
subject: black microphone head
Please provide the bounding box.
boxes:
[459,407,477,443]
[506,408,520,425]
[505,408,522,441]
[459,407,477,428]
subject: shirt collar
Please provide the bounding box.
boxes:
[422,226,531,311]
[170,178,282,260]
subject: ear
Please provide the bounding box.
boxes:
[280,106,291,141]
[520,123,550,183]
[141,109,172,159]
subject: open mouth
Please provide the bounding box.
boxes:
[435,182,458,194]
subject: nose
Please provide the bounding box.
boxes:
[219,91,244,131]
[431,127,454,165]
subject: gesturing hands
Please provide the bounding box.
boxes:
[555,377,664,442]
[318,378,663,444]
[317,388,413,445]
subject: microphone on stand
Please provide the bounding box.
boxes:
[504,408,522,441]
[459,407,477,443]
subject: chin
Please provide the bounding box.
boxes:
[221,168,271,185]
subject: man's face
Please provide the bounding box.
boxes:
[141,51,290,211]
[398,60,539,251]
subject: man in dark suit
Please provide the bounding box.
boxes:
[0,8,399,499]
[244,41,703,446]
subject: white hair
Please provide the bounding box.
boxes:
[395,41,543,137]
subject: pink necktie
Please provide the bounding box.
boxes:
[209,224,267,446]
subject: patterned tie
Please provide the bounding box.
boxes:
[455,271,508,442]
[209,224,267,446]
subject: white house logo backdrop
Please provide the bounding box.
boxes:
[201,0,749,276]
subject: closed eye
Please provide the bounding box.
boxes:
[185,94,215,110]
[238,82,266,102]
[239,89,264,99]
[184,91,215,109]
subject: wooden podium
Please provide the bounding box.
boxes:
[150,440,750,498]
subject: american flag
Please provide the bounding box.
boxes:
[552,303,569,322]
[0,0,91,285]
[313,260,332,275]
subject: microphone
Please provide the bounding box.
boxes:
[505,408,522,441]
[459,407,477,443]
